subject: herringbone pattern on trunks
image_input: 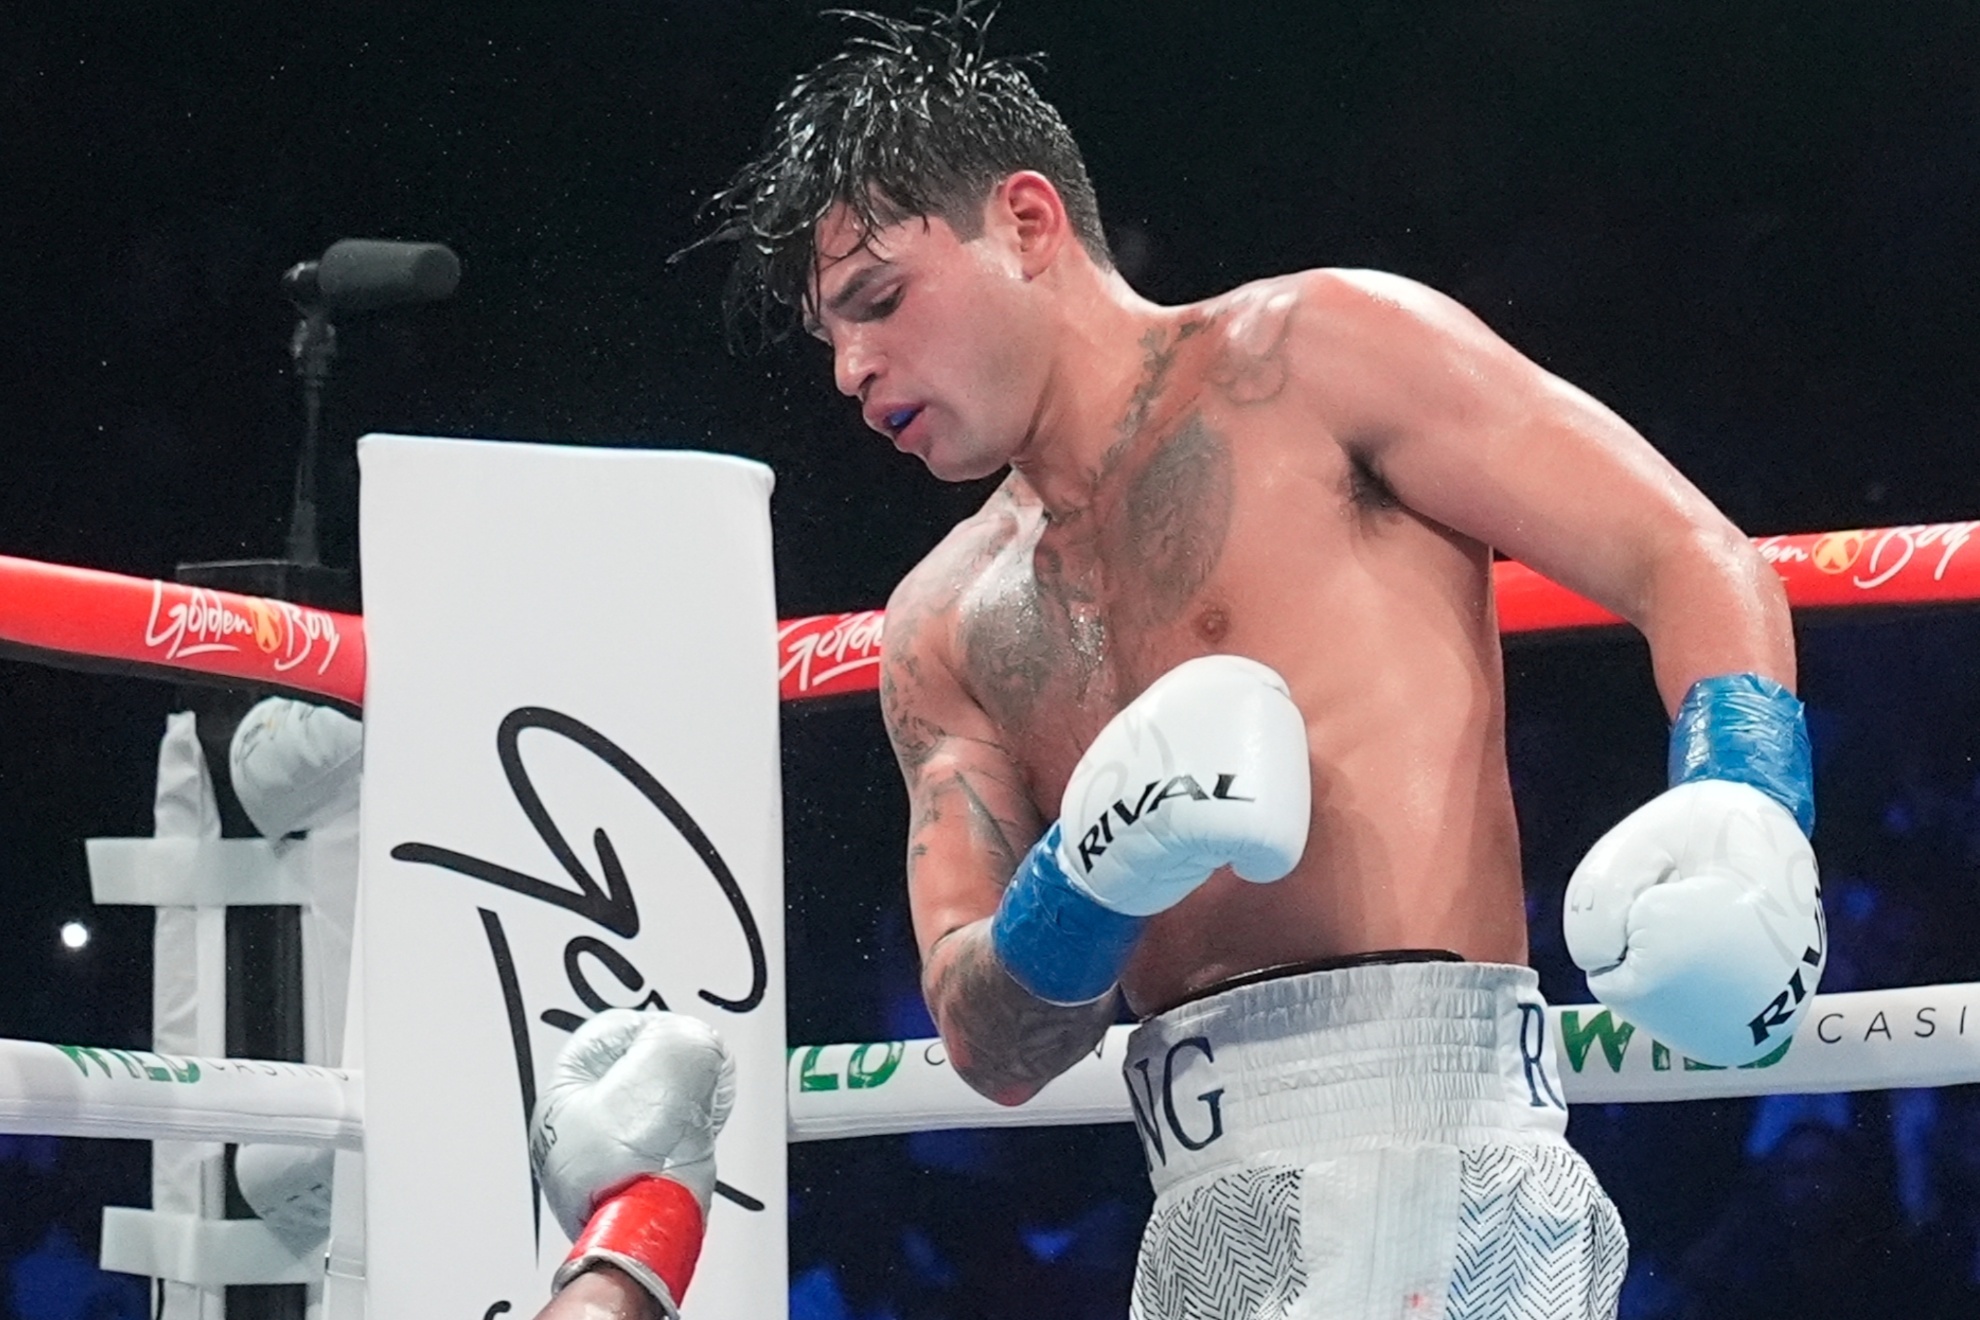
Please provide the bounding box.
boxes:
[1131,1166,1305,1319]
[1446,1145,1627,1320]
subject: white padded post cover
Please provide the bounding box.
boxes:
[357,436,786,1320]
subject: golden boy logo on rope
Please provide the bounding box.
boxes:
[778,609,886,698]
[244,597,284,653]
[140,579,345,675]
[1810,530,1868,574]
[1851,521,1979,587]
[143,583,260,660]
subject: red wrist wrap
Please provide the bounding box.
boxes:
[567,1175,705,1308]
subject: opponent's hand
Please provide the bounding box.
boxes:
[530,1010,736,1318]
[991,654,1311,1003]
[1564,778,1824,1067]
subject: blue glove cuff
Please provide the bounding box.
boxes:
[989,824,1145,1004]
[1668,673,1815,837]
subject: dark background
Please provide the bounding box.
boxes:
[3,2,1979,1317]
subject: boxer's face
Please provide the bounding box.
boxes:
[809,194,1050,482]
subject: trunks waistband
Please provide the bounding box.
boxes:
[1122,960,1571,1199]
[1154,949,1466,1013]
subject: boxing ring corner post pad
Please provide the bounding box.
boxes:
[100,1207,324,1287]
[87,837,312,908]
[784,984,1980,1141]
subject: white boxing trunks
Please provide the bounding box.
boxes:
[1123,958,1625,1320]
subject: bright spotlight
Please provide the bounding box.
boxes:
[59,921,90,951]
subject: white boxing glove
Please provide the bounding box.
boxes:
[234,1143,334,1246]
[1564,778,1825,1067]
[1061,654,1313,910]
[991,654,1312,1003]
[530,1010,736,1315]
[229,697,362,839]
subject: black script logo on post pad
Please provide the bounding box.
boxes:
[391,705,769,1235]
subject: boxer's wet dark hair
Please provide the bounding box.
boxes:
[683,3,1112,346]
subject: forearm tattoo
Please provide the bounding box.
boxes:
[924,920,1118,1106]
[881,532,1117,1104]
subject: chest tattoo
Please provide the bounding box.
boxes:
[954,321,1239,745]
[1116,413,1235,630]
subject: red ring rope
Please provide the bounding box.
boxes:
[2,521,1974,708]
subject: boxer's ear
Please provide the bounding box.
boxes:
[993,171,1071,280]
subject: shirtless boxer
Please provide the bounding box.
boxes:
[696,7,1822,1316]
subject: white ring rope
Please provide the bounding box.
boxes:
[0,1037,362,1149]
[788,982,1980,1141]
[2,983,1975,1149]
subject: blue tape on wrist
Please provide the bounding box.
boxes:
[989,823,1146,1004]
[1668,673,1816,836]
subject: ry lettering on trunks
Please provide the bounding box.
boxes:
[1125,1036,1227,1168]
[1077,773,1254,872]
[390,705,769,1227]
[1518,1002,1566,1110]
